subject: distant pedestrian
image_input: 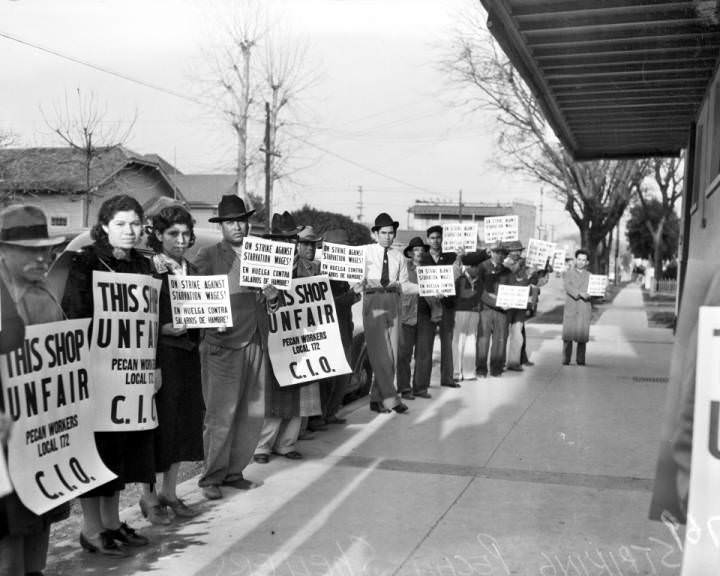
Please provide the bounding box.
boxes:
[476,242,510,377]
[363,213,416,414]
[562,249,592,366]
[396,236,432,400]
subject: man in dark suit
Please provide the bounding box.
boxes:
[416,225,463,388]
[193,195,279,500]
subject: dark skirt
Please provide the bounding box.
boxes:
[154,344,204,472]
[81,430,156,497]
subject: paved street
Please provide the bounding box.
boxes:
[47,280,680,576]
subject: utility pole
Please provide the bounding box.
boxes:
[263,102,272,231]
[357,185,364,223]
[538,186,545,239]
[458,189,463,223]
[614,220,621,285]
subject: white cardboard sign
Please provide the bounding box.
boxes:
[416,265,456,297]
[267,276,352,387]
[168,275,233,329]
[496,284,530,309]
[320,243,366,282]
[440,223,478,252]
[91,271,161,432]
[526,238,556,268]
[484,215,519,244]
[0,319,116,514]
[239,237,295,290]
[588,274,609,297]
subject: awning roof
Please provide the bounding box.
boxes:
[480,0,720,159]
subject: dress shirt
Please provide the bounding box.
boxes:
[364,243,417,294]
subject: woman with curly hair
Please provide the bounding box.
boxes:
[62,194,154,556]
[138,205,204,523]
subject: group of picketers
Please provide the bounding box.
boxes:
[0,193,558,575]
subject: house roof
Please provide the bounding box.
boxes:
[408,201,533,216]
[479,0,720,159]
[167,174,237,205]
[0,146,180,193]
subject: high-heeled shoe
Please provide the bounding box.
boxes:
[79,531,129,557]
[139,497,171,525]
[158,494,199,518]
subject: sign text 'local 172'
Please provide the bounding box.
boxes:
[91,271,161,432]
[0,319,116,514]
[267,275,352,386]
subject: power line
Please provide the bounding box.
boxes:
[0,28,445,197]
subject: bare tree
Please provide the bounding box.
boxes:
[207,2,264,202]
[0,128,17,148]
[43,89,136,227]
[635,156,684,285]
[443,18,647,272]
[202,1,316,226]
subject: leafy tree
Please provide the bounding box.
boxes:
[626,199,679,275]
[634,157,683,285]
[443,14,646,273]
[291,205,372,246]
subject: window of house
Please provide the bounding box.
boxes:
[50,216,68,227]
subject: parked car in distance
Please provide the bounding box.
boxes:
[47,227,373,406]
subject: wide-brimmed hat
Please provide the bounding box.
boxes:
[461,251,490,266]
[503,240,524,252]
[265,211,303,239]
[323,228,350,245]
[297,225,323,243]
[371,212,399,232]
[490,240,509,253]
[208,195,255,223]
[403,236,430,258]
[0,205,65,247]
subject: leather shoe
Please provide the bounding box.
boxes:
[297,431,315,440]
[276,450,303,460]
[475,370,487,378]
[202,485,223,500]
[157,494,198,518]
[139,497,171,525]
[522,360,535,366]
[253,453,270,464]
[105,523,148,547]
[223,477,261,489]
[414,391,432,399]
[370,402,391,413]
[79,531,129,557]
[392,402,409,414]
[325,415,347,424]
[506,366,524,372]
[442,382,461,388]
[401,391,415,400]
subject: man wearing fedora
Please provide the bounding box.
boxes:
[363,212,416,414]
[396,236,432,400]
[254,212,323,461]
[193,195,279,499]
[417,225,463,389]
[0,205,70,575]
[476,241,512,378]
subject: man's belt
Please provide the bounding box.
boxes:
[365,286,400,295]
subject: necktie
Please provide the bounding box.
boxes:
[380,248,390,287]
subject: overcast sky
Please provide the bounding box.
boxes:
[0,0,572,238]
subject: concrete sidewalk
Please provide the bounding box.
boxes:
[47,283,681,576]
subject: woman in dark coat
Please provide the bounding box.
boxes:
[62,194,154,556]
[139,205,204,522]
[562,249,592,366]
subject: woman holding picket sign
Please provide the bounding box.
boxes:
[62,194,155,556]
[139,205,204,523]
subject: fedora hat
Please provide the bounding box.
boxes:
[371,212,399,232]
[503,240,524,252]
[322,228,350,245]
[403,236,430,258]
[265,211,303,239]
[461,250,490,266]
[208,195,255,223]
[490,240,508,253]
[0,205,65,247]
[297,225,323,243]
